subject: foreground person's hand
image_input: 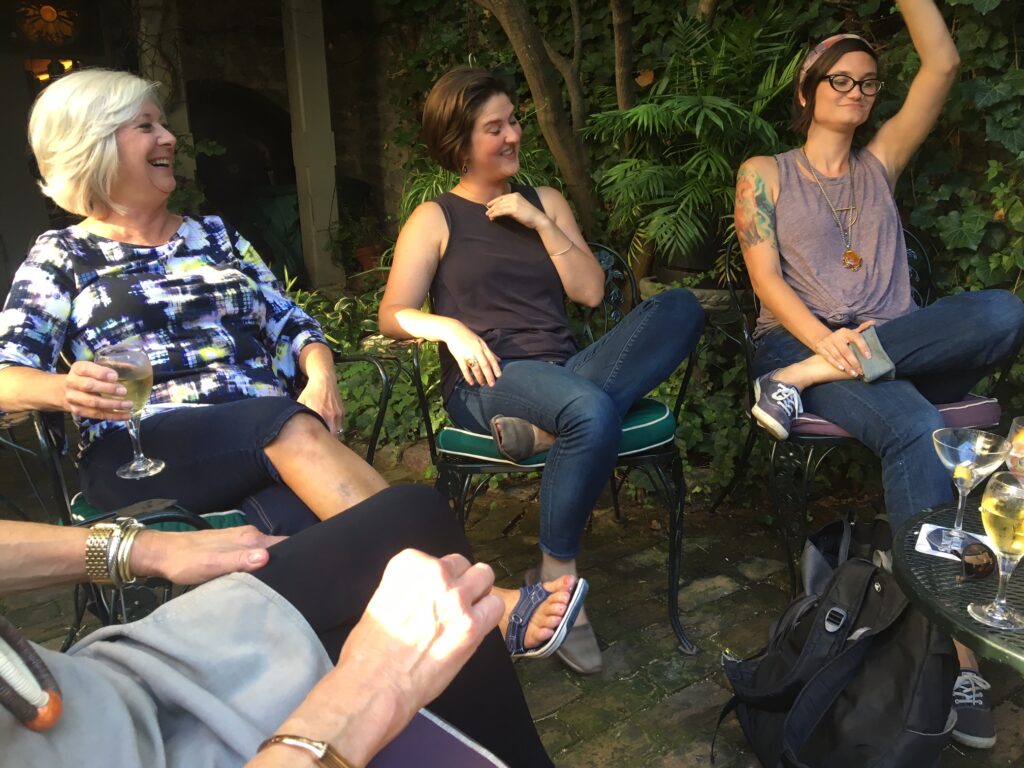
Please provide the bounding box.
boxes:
[132,526,286,585]
[252,549,503,767]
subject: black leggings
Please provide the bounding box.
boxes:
[252,484,553,768]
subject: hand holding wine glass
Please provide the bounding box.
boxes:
[968,472,1024,631]
[95,341,165,479]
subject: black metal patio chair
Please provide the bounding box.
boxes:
[407,243,701,654]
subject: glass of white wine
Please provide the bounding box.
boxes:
[95,341,165,479]
[969,471,1024,630]
[1006,416,1024,480]
[932,428,1010,554]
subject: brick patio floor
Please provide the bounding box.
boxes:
[2,421,1022,766]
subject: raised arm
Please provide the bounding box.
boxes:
[379,202,502,387]
[736,158,868,374]
[867,0,960,183]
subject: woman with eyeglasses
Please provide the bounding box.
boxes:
[735,0,1024,751]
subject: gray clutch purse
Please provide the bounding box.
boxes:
[849,326,894,383]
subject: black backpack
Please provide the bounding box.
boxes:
[716,515,958,768]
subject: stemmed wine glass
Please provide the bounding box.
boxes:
[968,472,1024,630]
[932,427,1010,554]
[1006,416,1024,480]
[95,341,165,479]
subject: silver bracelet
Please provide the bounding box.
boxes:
[104,522,126,589]
[115,520,143,587]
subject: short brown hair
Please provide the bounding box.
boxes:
[422,67,514,173]
[792,38,878,135]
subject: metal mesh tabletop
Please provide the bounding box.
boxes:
[893,503,1024,672]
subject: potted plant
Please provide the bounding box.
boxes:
[587,3,800,279]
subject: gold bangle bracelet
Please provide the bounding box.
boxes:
[258,734,354,768]
[549,241,573,258]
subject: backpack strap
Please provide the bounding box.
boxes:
[728,559,878,708]
[778,632,876,767]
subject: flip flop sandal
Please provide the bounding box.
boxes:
[505,578,589,660]
[489,415,539,463]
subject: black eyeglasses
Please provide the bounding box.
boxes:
[926,529,996,582]
[823,74,884,97]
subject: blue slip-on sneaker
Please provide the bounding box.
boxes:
[752,372,803,441]
[952,669,996,749]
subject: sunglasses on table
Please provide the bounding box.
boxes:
[925,529,996,582]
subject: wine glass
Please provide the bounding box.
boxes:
[968,472,1024,630]
[95,341,165,479]
[1007,416,1024,480]
[932,428,1010,553]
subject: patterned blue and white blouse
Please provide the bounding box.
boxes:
[0,215,327,456]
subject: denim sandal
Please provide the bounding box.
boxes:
[505,578,589,660]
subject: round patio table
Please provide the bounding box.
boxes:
[893,503,1024,673]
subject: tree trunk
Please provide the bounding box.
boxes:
[474,0,600,236]
[696,0,719,23]
[542,0,587,133]
[610,0,635,111]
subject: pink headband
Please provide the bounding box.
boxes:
[799,33,872,85]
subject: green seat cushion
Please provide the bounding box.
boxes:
[69,493,246,531]
[436,397,676,467]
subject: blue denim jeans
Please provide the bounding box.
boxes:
[754,290,1024,526]
[446,288,705,559]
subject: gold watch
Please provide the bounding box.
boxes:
[84,523,120,584]
[258,734,354,768]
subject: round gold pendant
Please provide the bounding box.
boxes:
[842,249,862,271]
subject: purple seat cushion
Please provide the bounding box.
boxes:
[790,393,1001,439]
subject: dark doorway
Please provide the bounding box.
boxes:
[186,79,305,281]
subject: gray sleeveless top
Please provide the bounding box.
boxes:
[431,183,577,401]
[754,148,917,339]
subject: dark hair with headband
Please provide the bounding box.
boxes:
[792,36,878,135]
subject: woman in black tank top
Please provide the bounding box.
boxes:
[380,68,704,675]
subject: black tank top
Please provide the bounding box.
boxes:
[431,183,578,401]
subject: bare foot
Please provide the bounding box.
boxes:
[496,575,575,650]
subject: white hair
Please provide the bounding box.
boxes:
[28,69,162,218]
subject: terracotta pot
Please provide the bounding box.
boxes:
[354,244,382,272]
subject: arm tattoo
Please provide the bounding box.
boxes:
[735,167,778,250]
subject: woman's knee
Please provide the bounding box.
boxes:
[267,412,328,453]
[977,289,1024,340]
[650,288,705,337]
[560,388,619,445]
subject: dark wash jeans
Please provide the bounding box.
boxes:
[446,288,705,560]
[754,290,1024,527]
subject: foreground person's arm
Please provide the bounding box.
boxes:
[0,520,281,596]
[249,550,503,768]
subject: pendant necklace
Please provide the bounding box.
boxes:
[801,147,862,272]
